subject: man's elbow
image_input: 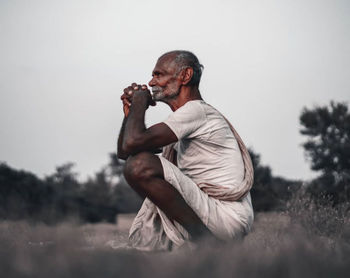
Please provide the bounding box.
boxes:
[117,139,136,160]
[122,138,139,156]
[117,151,128,160]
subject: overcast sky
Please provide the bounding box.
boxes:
[1,0,349,181]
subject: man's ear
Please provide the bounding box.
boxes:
[181,67,193,85]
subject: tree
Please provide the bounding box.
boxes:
[106,154,143,213]
[45,162,79,188]
[300,101,350,202]
[0,162,50,220]
[249,149,300,211]
[0,157,142,223]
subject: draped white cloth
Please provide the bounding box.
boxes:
[128,118,254,251]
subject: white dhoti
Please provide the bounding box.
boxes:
[128,101,255,251]
[128,156,254,251]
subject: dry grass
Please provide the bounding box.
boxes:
[0,207,349,277]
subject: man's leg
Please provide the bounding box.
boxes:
[123,152,213,241]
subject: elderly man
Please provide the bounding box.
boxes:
[117,50,254,251]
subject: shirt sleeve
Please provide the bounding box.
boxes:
[163,101,206,140]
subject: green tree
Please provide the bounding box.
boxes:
[107,154,143,213]
[0,163,50,220]
[300,101,350,202]
[80,169,119,223]
[44,162,82,221]
[249,149,300,211]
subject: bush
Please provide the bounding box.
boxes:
[286,187,350,240]
[249,149,301,211]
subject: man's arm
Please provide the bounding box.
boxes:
[117,116,128,160]
[117,88,132,160]
[118,84,177,158]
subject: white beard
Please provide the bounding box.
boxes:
[152,86,180,101]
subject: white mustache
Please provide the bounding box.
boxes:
[151,87,162,93]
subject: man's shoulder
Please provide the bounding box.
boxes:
[180,99,206,110]
[170,100,206,118]
[192,101,225,120]
[163,100,208,139]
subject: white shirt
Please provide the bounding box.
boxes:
[163,100,245,189]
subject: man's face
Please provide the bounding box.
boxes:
[148,55,182,102]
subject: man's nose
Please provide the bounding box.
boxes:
[148,77,156,87]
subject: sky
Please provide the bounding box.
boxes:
[1,0,349,181]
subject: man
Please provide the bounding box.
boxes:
[118,50,254,251]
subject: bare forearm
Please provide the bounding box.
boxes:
[122,94,148,154]
[117,117,128,160]
[118,84,166,156]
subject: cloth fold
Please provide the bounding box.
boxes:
[196,116,254,201]
[128,117,254,251]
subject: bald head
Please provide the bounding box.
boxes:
[158,50,204,87]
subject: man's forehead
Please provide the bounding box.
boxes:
[153,54,177,72]
[158,53,176,63]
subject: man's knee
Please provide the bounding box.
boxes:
[124,152,162,184]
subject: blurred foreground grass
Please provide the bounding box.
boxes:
[1,208,350,278]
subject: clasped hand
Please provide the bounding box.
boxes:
[121,83,156,117]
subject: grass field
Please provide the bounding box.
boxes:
[0,208,349,278]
